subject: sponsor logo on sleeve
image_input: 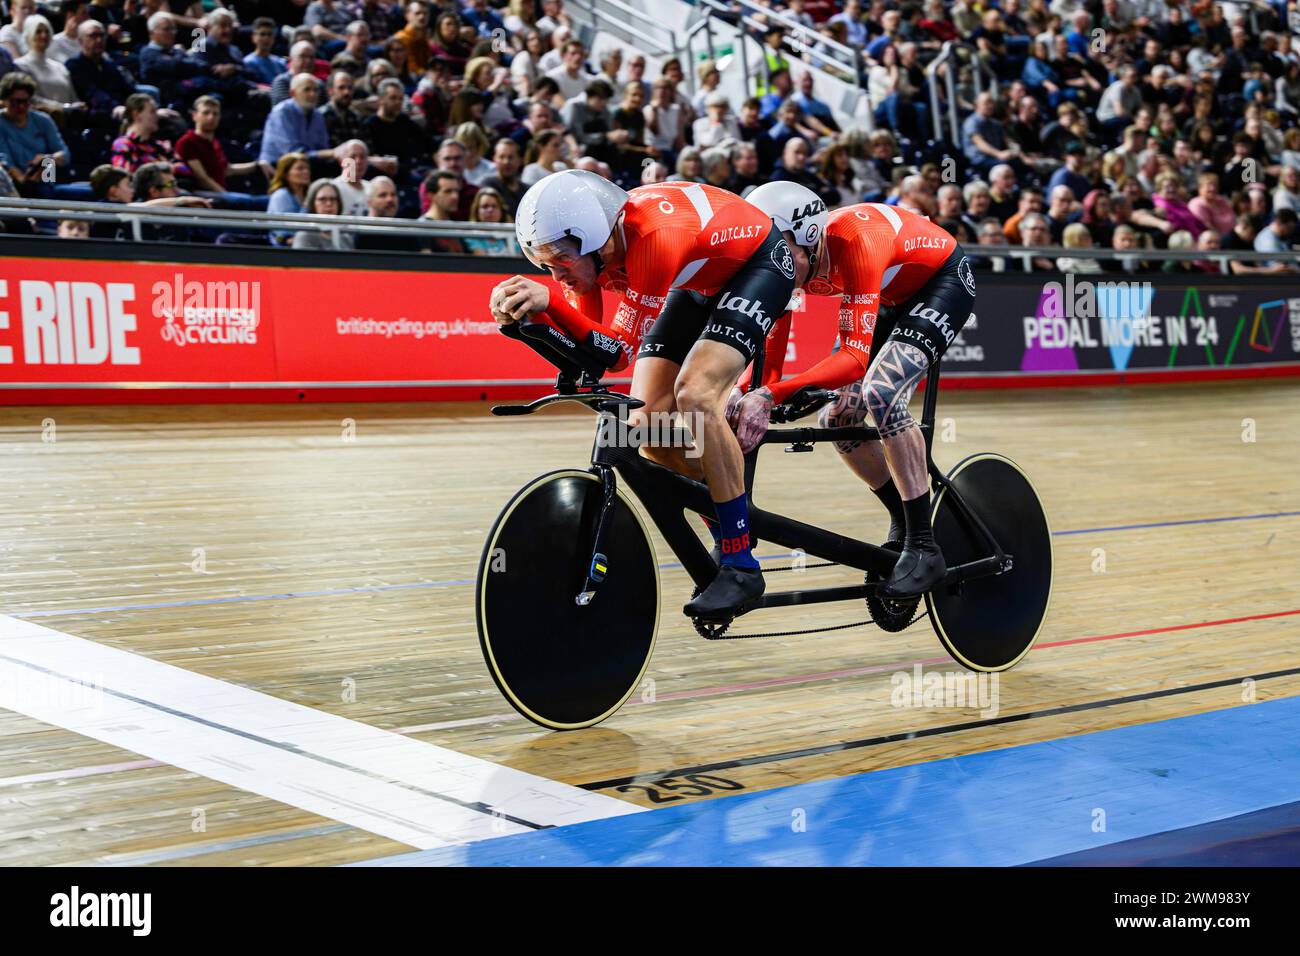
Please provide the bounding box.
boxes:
[590,330,620,354]
[958,256,976,296]
[771,238,796,280]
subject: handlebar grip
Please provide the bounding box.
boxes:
[769,387,837,424]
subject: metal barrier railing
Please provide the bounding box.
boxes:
[698,0,872,130]
[927,42,959,144]
[680,13,723,100]
[6,197,1299,275]
[567,0,679,66]
[926,41,997,144]
[0,196,518,253]
[968,242,1300,275]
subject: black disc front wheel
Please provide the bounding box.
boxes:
[477,469,659,730]
[927,453,1052,671]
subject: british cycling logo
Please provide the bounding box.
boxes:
[153,274,260,347]
[771,238,796,280]
[958,256,976,296]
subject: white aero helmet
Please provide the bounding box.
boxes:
[515,168,629,268]
[745,180,828,250]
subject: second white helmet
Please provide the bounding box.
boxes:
[745,181,828,250]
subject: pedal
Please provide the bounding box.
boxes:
[784,442,814,453]
[576,552,608,603]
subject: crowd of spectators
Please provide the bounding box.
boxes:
[0,0,1296,269]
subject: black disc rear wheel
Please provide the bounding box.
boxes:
[926,453,1052,671]
[477,470,659,730]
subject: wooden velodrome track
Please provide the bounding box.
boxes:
[1,379,1297,865]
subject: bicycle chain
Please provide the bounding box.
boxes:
[691,561,926,640]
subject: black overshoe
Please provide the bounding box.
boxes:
[684,565,765,620]
[881,539,946,597]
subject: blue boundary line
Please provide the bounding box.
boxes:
[350,696,1300,867]
[10,509,1297,620]
[1051,509,1300,535]
[1025,799,1300,866]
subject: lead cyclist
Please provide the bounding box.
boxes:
[488,170,827,618]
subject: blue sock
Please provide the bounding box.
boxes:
[701,515,722,545]
[714,494,759,569]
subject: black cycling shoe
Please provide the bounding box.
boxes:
[886,519,906,550]
[684,565,765,621]
[881,541,946,597]
[688,545,724,600]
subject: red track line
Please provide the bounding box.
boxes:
[1040,607,1300,649]
[647,607,1300,704]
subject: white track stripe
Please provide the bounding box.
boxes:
[0,615,640,850]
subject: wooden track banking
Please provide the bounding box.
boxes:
[0,380,1297,865]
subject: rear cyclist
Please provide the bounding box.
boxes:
[733,184,977,597]
[488,170,826,618]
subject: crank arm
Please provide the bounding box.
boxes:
[575,465,619,605]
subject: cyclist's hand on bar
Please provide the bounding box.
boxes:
[734,387,774,454]
[724,387,744,430]
[495,276,550,321]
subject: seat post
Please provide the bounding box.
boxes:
[742,343,766,500]
[920,359,942,460]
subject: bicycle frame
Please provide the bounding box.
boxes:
[581,362,1011,614]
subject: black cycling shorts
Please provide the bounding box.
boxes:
[637,224,797,366]
[867,247,977,370]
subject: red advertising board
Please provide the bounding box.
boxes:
[0,259,279,382]
[4,253,1295,404]
[0,256,840,401]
